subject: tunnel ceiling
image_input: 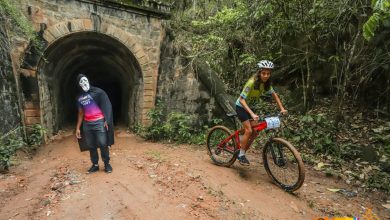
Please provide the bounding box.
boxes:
[38,31,143,128]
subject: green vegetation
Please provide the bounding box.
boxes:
[135,101,216,145]
[0,128,24,172]
[0,0,38,45]
[170,0,389,116]
[0,125,45,172]
[138,0,390,192]
[26,124,46,149]
[363,0,390,40]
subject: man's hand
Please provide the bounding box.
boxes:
[104,121,109,131]
[281,109,288,115]
[76,129,81,139]
[251,113,259,121]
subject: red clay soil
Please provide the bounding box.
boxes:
[0,129,388,220]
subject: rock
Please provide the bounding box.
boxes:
[197,195,204,201]
[51,182,64,190]
[177,203,187,208]
[70,180,81,185]
[149,163,159,169]
[382,204,390,210]
[338,189,357,198]
[289,201,299,213]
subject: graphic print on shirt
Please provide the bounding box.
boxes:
[235,78,275,108]
[78,93,104,122]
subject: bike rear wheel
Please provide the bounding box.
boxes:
[262,138,305,192]
[206,126,237,167]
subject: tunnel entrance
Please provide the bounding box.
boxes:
[37,32,143,134]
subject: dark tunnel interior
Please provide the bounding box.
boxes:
[39,32,142,131]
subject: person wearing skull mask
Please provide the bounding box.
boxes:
[75,74,114,173]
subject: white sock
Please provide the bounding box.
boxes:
[239,149,245,157]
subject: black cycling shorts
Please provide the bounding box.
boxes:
[236,105,251,122]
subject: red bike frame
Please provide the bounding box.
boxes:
[217,121,268,153]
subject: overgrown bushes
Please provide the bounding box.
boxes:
[0,127,24,172]
[281,104,390,192]
[135,102,214,145]
[0,0,37,44]
[171,0,390,115]
[0,125,45,172]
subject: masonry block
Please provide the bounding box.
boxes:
[142,118,151,126]
[104,25,117,38]
[42,30,55,43]
[143,101,155,109]
[142,108,152,116]
[82,19,93,30]
[55,22,70,37]
[124,34,137,49]
[139,57,149,67]
[111,27,126,41]
[24,101,39,109]
[144,84,154,91]
[25,116,41,125]
[143,76,154,84]
[132,44,143,54]
[135,50,147,60]
[100,22,110,34]
[143,95,154,102]
[20,68,36,77]
[24,109,40,117]
[70,19,84,32]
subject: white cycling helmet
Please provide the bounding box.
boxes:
[257,60,274,69]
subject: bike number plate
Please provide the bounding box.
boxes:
[265,117,281,129]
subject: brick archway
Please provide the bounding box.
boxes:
[42,18,157,122]
[25,18,158,135]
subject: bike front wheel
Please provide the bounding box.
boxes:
[263,138,305,192]
[206,126,237,167]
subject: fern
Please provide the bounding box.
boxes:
[363,0,390,40]
[363,13,381,40]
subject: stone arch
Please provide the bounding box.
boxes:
[33,18,156,135]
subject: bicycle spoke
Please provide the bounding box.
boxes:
[263,138,305,191]
[266,146,299,186]
[207,126,237,167]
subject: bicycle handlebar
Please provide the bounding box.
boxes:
[259,112,288,120]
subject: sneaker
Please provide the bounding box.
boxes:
[237,155,250,166]
[87,164,99,173]
[104,163,113,173]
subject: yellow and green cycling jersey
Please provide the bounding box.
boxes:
[235,78,275,108]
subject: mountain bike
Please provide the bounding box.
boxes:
[206,113,305,192]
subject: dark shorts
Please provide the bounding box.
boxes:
[83,119,108,148]
[236,105,251,122]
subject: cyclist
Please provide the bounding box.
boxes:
[235,60,287,166]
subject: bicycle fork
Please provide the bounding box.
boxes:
[267,139,287,167]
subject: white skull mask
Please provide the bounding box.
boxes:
[79,76,90,92]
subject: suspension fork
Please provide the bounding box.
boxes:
[267,138,287,166]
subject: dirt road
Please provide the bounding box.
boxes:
[0,129,388,219]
